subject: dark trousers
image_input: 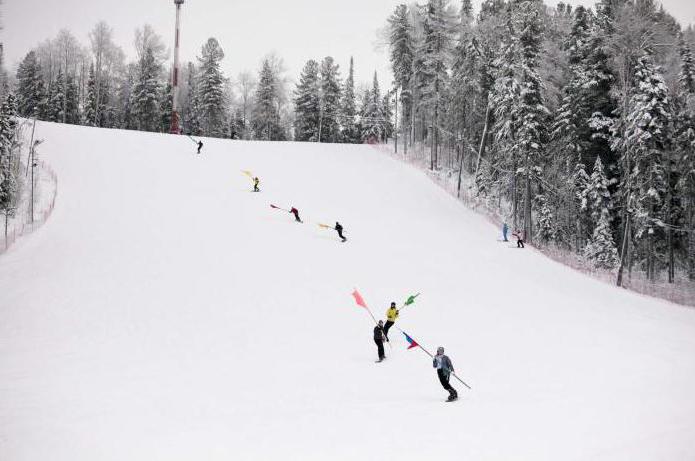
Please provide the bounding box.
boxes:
[437,369,457,396]
[374,339,385,360]
[384,321,395,340]
[254,185,259,192]
[517,239,524,248]
[292,212,301,222]
[337,229,346,241]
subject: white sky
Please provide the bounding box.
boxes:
[2,0,695,89]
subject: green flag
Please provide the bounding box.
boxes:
[404,293,420,306]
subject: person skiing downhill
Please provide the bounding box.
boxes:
[253,177,260,192]
[384,302,399,341]
[374,320,386,362]
[335,222,347,242]
[512,229,525,248]
[197,140,203,154]
[433,346,458,401]
[502,222,509,242]
[290,207,302,223]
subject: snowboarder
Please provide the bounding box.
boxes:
[502,222,509,242]
[433,346,458,401]
[197,140,203,155]
[512,229,525,248]
[253,177,260,192]
[384,302,399,341]
[290,207,302,223]
[335,222,347,242]
[374,320,386,362]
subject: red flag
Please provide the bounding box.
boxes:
[352,290,368,309]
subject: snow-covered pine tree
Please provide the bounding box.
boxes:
[679,34,695,94]
[614,51,672,281]
[252,58,283,141]
[16,51,47,118]
[131,46,162,132]
[196,38,228,138]
[584,207,620,270]
[381,89,394,142]
[65,73,80,124]
[293,59,320,142]
[447,0,477,165]
[182,62,201,135]
[115,63,137,130]
[341,57,359,143]
[159,81,173,133]
[417,0,454,170]
[0,93,19,242]
[583,156,614,223]
[318,57,342,143]
[512,0,550,244]
[47,70,66,122]
[360,73,385,142]
[85,64,98,125]
[534,192,555,243]
[388,4,415,151]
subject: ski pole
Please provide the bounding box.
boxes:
[270,204,290,212]
[187,135,198,144]
[395,326,471,389]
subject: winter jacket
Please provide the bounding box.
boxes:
[386,307,399,322]
[373,325,385,341]
[433,354,454,374]
[335,223,343,233]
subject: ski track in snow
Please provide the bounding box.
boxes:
[1,122,695,460]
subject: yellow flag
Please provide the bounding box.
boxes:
[318,223,333,230]
[241,170,254,178]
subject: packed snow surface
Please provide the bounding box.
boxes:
[1,122,695,461]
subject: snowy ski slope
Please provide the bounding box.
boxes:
[1,121,695,461]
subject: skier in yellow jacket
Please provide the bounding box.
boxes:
[384,302,399,341]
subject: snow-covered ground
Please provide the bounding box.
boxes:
[1,121,695,461]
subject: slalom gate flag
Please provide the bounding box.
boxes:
[403,332,419,350]
[404,293,420,306]
[352,290,368,309]
[270,204,285,211]
[241,170,254,178]
[318,223,333,230]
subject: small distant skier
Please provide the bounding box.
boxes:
[290,207,302,223]
[253,177,260,192]
[502,222,509,242]
[335,221,347,242]
[433,346,458,402]
[512,228,525,248]
[197,140,204,155]
[374,320,386,362]
[384,302,399,341]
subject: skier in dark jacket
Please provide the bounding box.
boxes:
[374,320,386,362]
[335,222,347,242]
[253,177,260,192]
[433,346,457,401]
[290,207,302,223]
[197,140,203,154]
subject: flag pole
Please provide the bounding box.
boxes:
[352,289,391,350]
[397,327,471,390]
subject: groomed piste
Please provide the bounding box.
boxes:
[1,121,695,460]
